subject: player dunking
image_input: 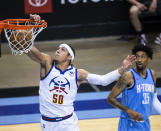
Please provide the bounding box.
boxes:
[107,45,161,131]
[28,14,136,131]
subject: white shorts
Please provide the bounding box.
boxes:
[40,112,80,131]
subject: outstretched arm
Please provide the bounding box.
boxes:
[26,14,52,66]
[86,69,121,86]
[107,72,144,122]
[78,55,136,86]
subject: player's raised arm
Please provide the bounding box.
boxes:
[26,14,52,65]
[30,14,41,22]
[26,46,52,65]
[78,55,136,86]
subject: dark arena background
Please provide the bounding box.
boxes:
[0,0,161,41]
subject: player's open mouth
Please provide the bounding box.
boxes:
[136,63,143,67]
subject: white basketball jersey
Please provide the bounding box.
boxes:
[39,64,78,117]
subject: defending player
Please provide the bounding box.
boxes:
[107,45,161,131]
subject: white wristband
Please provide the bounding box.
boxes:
[86,69,121,86]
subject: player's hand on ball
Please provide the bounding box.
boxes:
[30,14,41,22]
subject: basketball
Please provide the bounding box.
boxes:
[9,30,32,50]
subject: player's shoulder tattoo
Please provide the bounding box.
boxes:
[115,72,132,89]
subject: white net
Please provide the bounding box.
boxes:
[4,21,46,55]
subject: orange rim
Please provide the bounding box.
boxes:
[0,19,47,30]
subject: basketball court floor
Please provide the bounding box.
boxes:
[0,91,161,131]
[0,116,160,131]
[0,36,161,130]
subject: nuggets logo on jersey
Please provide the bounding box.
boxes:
[39,65,77,116]
[49,76,70,94]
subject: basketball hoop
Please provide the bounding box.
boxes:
[0,19,47,55]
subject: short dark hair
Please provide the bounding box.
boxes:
[132,45,153,59]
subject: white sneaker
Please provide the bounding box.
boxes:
[139,34,148,46]
[154,33,161,45]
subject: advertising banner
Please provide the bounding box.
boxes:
[24,0,53,14]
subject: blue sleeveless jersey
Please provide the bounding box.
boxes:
[120,68,155,120]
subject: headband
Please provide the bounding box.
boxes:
[59,43,75,61]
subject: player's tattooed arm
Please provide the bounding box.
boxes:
[107,72,144,121]
[107,72,131,112]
